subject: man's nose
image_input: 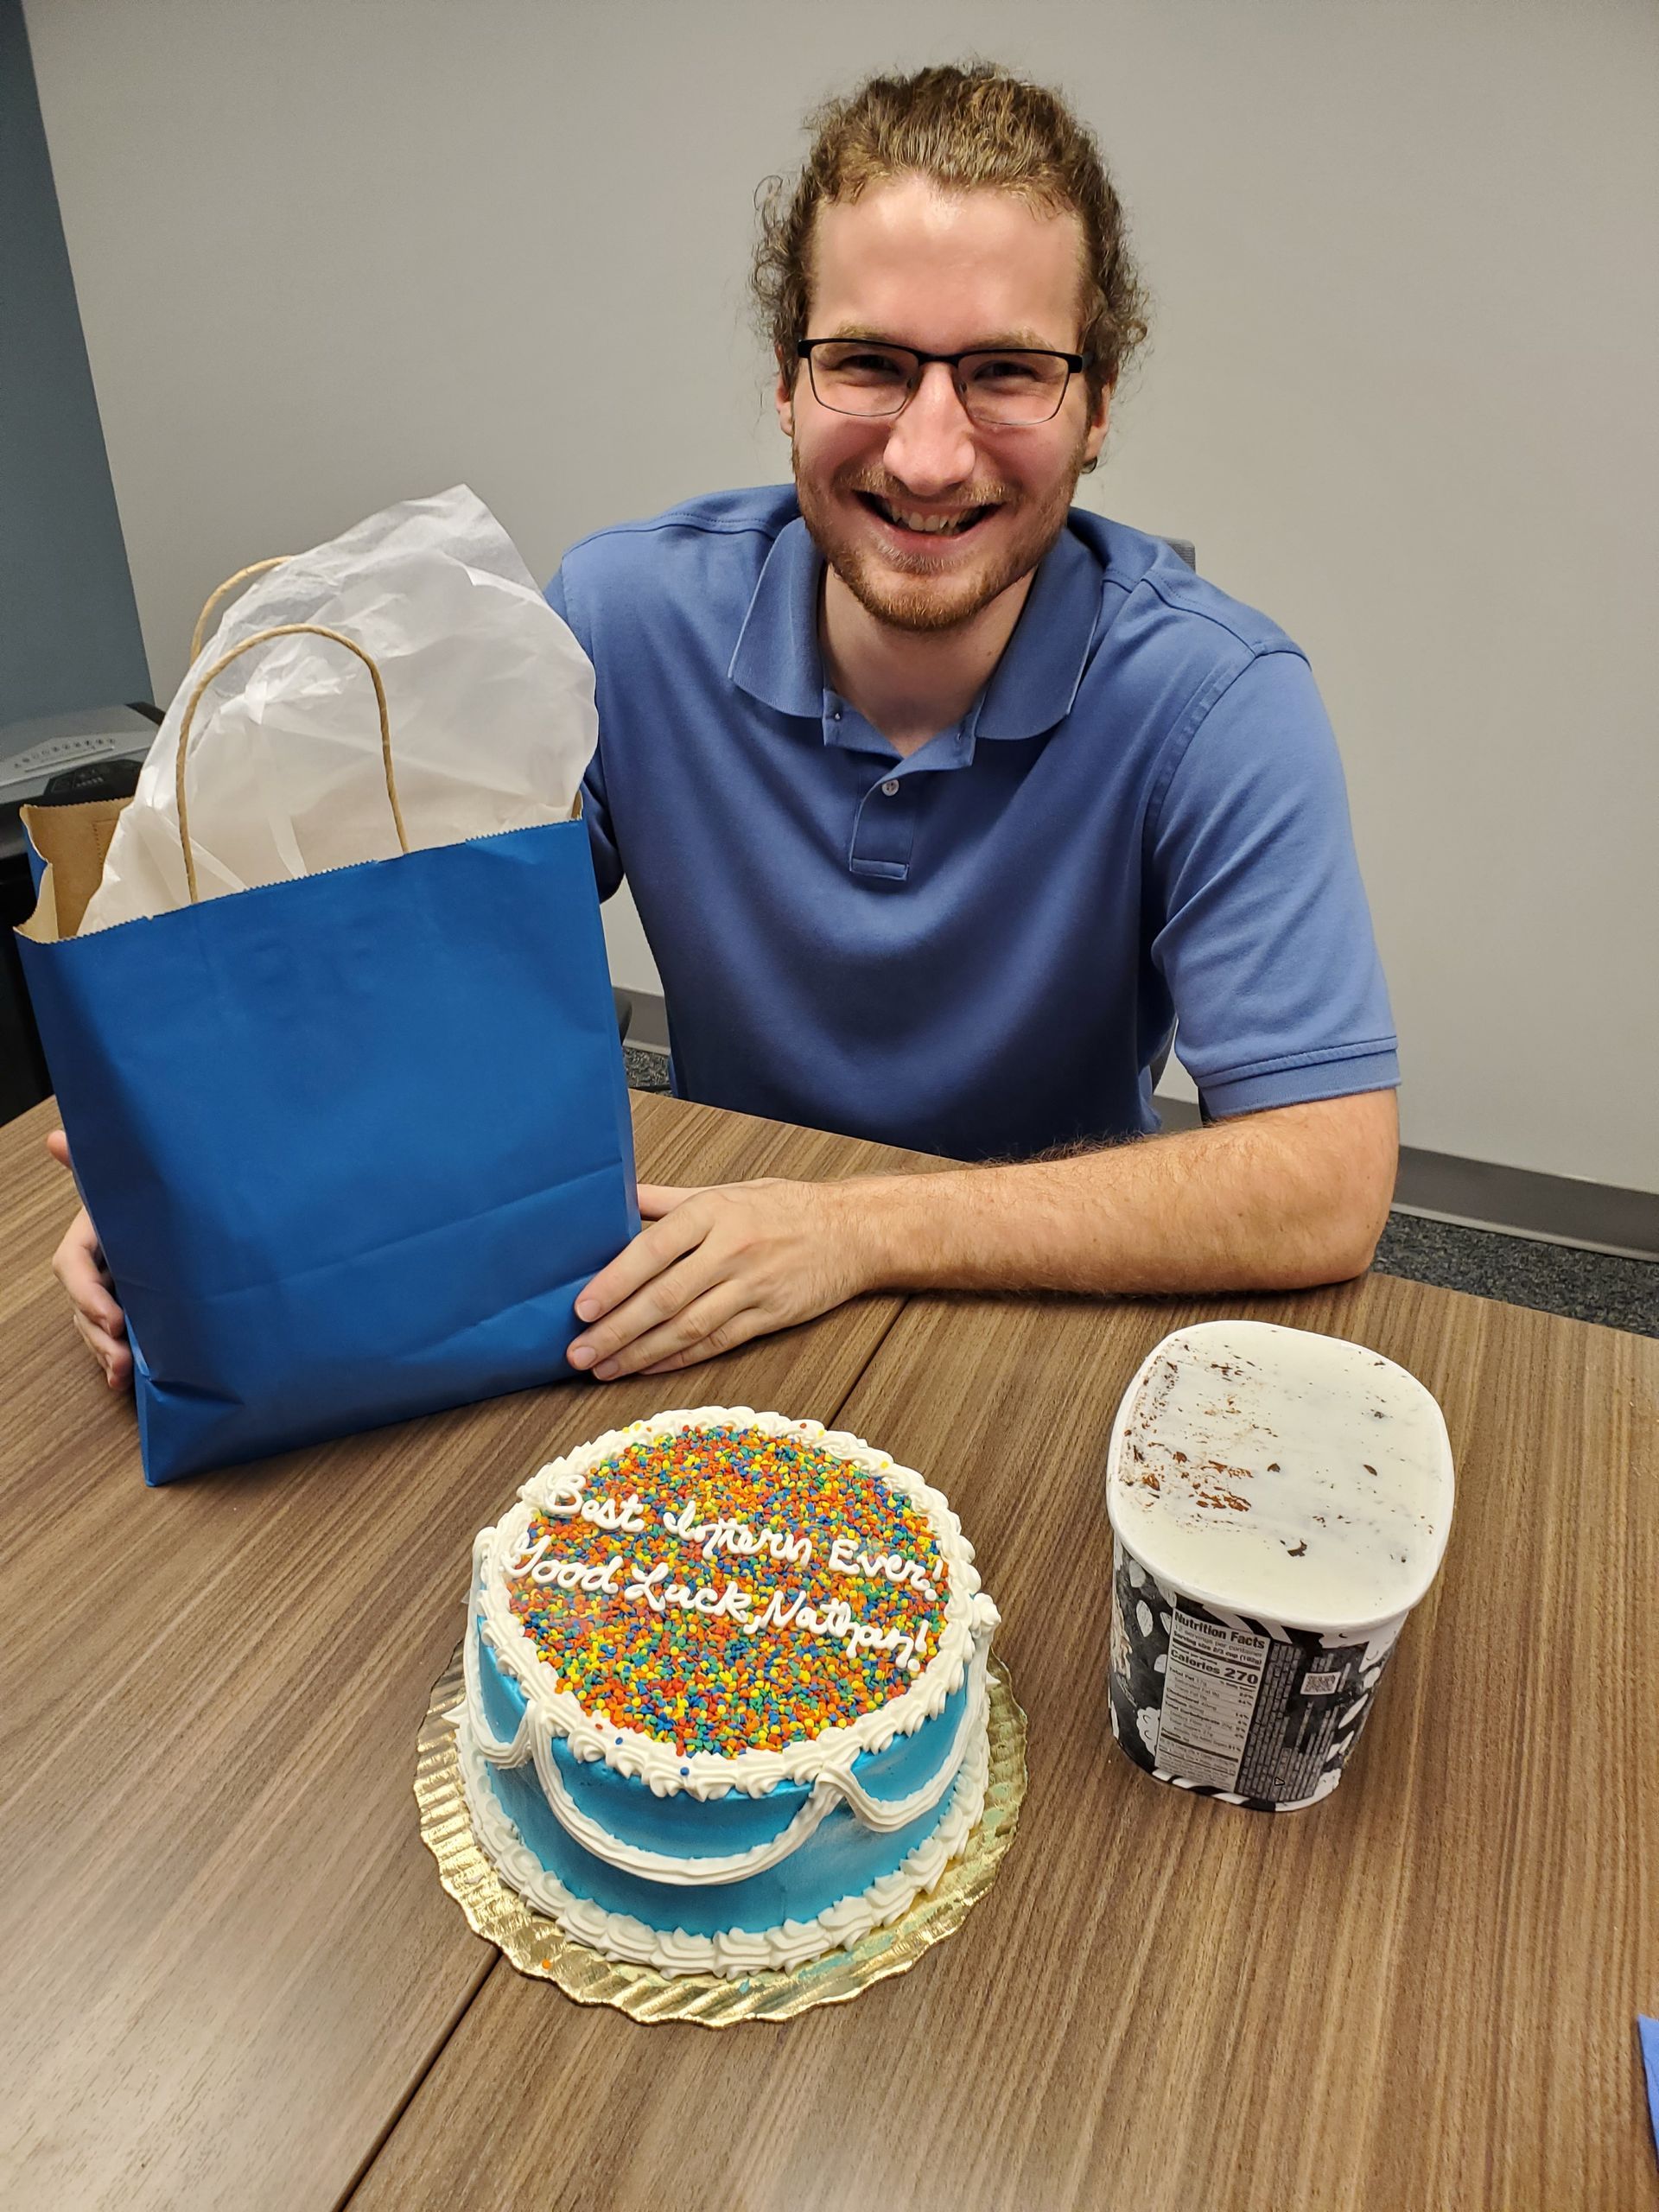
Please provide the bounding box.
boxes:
[880,361,977,494]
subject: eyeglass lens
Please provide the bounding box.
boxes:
[805,343,1073,427]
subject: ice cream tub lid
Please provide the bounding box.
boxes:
[1105,1320,1454,1636]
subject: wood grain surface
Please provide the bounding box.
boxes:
[351,1277,1658,2212]
[0,1093,930,2212]
[5,1094,1654,2211]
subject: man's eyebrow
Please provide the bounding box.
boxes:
[820,324,1065,352]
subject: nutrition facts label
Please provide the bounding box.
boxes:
[1154,1603,1370,1801]
[1155,1610,1268,1790]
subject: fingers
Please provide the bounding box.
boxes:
[53,1205,130,1387]
[569,1236,730,1373]
[583,1280,755,1380]
[54,1210,124,1331]
[639,1311,766,1376]
[635,1183,702,1220]
[573,1202,715,1332]
[48,1151,130,1392]
[71,1307,133,1389]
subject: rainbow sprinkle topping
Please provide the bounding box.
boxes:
[501,1424,950,1759]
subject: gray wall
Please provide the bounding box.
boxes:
[0,0,149,721]
[24,0,1658,1189]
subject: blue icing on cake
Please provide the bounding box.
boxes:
[474,1620,970,1858]
[455,1408,1001,1977]
[480,1750,959,1937]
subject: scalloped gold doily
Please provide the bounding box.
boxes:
[416,1644,1026,2025]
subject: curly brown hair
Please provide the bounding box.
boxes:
[753,60,1150,402]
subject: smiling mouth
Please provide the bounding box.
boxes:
[858,492,998,537]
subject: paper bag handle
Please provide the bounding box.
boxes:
[189,556,293,664]
[175,624,410,904]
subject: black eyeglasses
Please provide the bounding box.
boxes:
[797,338,1091,428]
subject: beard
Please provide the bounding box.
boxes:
[791,430,1091,635]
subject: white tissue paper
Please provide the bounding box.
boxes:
[80,485,596,933]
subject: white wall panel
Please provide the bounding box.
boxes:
[27,0,1657,1185]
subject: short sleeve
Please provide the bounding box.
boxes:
[545,568,621,900]
[1147,648,1398,1116]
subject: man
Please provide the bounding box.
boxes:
[53,62,1398,1395]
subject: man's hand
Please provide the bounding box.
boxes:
[568,1179,877,1381]
[45,1130,132,1391]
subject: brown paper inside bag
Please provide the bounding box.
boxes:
[17,798,132,945]
[19,780,579,947]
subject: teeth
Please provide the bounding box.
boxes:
[878,501,977,534]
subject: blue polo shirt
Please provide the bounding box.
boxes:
[549,486,1396,1162]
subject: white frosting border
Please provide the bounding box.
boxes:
[455,1686,994,1979]
[475,1408,996,1802]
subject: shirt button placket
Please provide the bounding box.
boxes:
[848,771,919,880]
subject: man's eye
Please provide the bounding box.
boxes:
[970,356,1045,387]
[823,349,908,382]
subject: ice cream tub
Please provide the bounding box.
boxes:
[1105,1320,1454,1811]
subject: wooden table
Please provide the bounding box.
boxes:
[2,1092,1654,2211]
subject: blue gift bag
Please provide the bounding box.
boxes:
[17,623,638,1484]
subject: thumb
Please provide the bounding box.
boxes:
[45,1128,72,1172]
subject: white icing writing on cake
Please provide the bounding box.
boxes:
[660,1500,812,1566]
[507,1477,941,1681]
[827,1535,938,1603]
[746,1587,925,1673]
[537,1470,647,1533]
[616,1567,922,1668]
[625,1561,753,1620]
[542,1478,654,1530]
[503,1542,627,1597]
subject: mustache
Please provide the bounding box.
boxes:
[836,468,1015,509]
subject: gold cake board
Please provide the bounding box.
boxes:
[416,1645,1027,2026]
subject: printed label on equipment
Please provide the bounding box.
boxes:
[1154,1607,1268,1790]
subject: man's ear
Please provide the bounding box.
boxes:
[1082,379,1113,470]
[774,348,797,440]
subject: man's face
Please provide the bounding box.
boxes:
[777,175,1110,634]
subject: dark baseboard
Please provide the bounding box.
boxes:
[620,993,1657,1260]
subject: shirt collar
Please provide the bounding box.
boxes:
[728,517,823,718]
[974,523,1103,739]
[728,510,1104,739]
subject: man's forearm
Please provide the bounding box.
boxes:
[565,1092,1398,1381]
[842,1093,1399,1300]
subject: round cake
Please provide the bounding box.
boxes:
[456,1407,1001,1977]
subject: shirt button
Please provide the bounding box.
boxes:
[881,779,899,797]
